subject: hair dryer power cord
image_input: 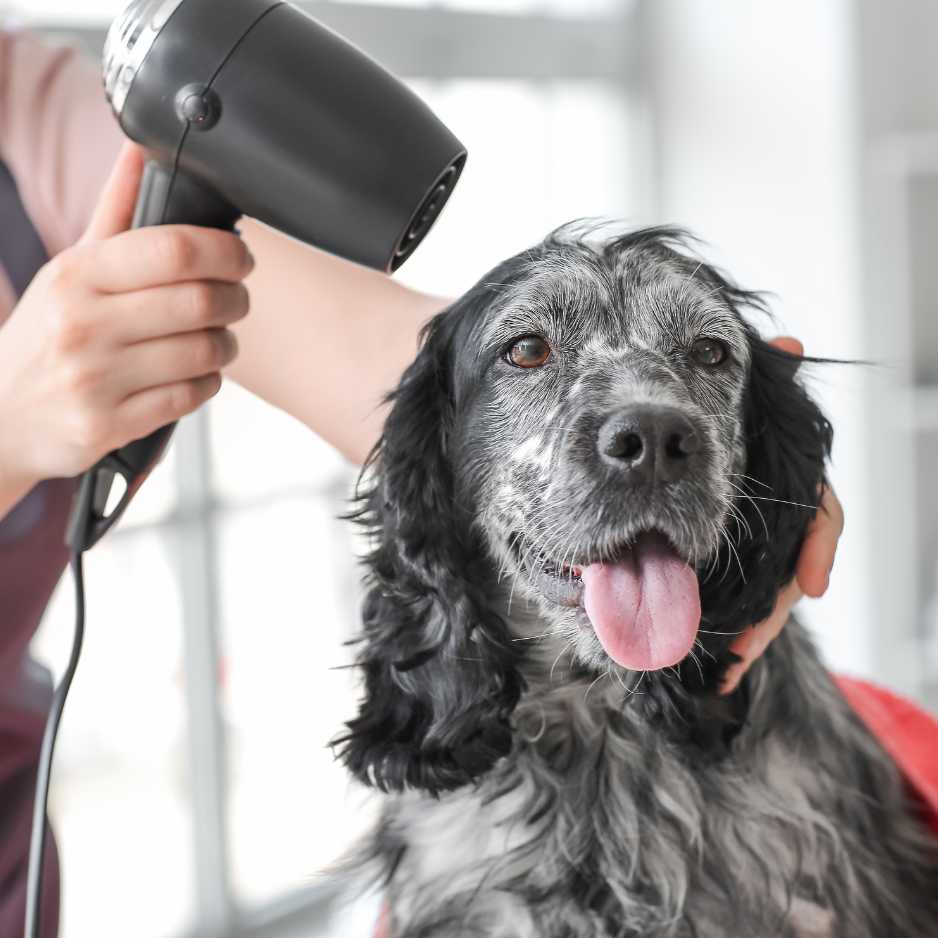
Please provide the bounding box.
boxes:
[23,550,86,938]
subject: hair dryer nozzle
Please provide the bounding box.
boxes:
[391,157,466,271]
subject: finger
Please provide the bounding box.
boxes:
[113,329,239,398]
[105,282,250,345]
[81,143,146,244]
[720,579,802,695]
[721,628,759,694]
[767,335,804,358]
[796,486,844,598]
[81,225,255,294]
[116,373,224,443]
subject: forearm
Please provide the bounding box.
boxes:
[233,219,450,465]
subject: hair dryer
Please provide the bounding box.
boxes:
[66,0,466,552]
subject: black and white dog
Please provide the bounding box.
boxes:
[335,227,938,937]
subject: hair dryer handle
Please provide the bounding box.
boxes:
[67,161,242,553]
[132,160,243,229]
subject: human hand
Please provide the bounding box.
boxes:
[719,337,845,694]
[0,144,253,492]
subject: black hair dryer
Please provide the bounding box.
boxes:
[67,0,467,552]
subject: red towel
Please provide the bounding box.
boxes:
[834,676,938,837]
[373,677,938,937]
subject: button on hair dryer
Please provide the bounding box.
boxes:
[67,0,467,552]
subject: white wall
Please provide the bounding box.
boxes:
[644,0,875,678]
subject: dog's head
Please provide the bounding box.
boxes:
[337,226,832,793]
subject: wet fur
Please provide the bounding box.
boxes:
[335,227,938,937]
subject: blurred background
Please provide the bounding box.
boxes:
[4,0,936,935]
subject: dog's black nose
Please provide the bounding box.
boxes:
[598,405,699,484]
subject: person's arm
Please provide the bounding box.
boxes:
[235,219,447,465]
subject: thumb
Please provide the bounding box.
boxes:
[81,142,146,244]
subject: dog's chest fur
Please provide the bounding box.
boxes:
[373,625,938,938]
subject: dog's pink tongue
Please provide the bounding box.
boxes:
[581,535,701,670]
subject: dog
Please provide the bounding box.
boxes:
[335,226,938,937]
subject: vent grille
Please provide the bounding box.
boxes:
[103,0,187,116]
[391,155,466,272]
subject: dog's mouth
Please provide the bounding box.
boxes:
[514,530,702,671]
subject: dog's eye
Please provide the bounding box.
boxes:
[690,337,728,367]
[507,335,552,369]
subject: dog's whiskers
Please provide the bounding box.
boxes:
[513,524,568,607]
[512,627,567,643]
[713,526,734,585]
[687,647,705,684]
[703,543,722,582]
[724,529,747,584]
[711,519,747,585]
[728,471,772,491]
[549,637,577,683]
[583,669,610,703]
[723,497,753,541]
[725,479,770,541]
[624,668,648,698]
[735,494,818,511]
[693,637,717,664]
[496,531,524,585]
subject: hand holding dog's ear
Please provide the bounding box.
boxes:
[720,335,844,695]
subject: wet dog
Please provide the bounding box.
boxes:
[336,226,938,937]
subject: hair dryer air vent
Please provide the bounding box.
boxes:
[104,0,185,115]
[392,157,465,270]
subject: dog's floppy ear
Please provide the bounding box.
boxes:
[335,310,522,795]
[701,331,834,632]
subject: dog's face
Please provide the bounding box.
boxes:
[455,238,752,674]
[337,227,832,794]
